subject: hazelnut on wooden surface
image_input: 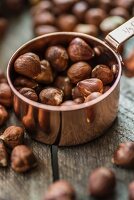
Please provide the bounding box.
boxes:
[85,8,107,26]
[72,1,89,21]
[92,64,114,85]
[19,87,38,102]
[39,88,64,106]
[68,37,94,62]
[0,139,8,167]
[54,76,72,100]
[0,105,8,126]
[88,167,116,197]
[14,52,41,79]
[110,7,130,19]
[44,180,76,200]
[77,78,103,97]
[45,46,69,72]
[0,126,24,149]
[0,18,8,38]
[112,142,134,168]
[31,1,53,16]
[129,181,134,200]
[35,60,54,84]
[74,24,98,37]
[33,12,55,27]
[57,14,77,32]
[35,25,58,36]
[14,76,38,89]
[0,83,12,107]
[11,145,37,173]
[67,62,92,84]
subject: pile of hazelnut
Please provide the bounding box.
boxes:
[13,37,117,106]
[30,0,133,37]
[44,141,134,199]
[0,70,37,173]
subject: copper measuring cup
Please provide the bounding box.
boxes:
[7,17,134,146]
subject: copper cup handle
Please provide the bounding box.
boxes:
[105,17,134,52]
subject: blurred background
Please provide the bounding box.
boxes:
[0,0,133,75]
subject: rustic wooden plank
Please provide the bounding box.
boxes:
[58,75,134,200]
[0,11,52,200]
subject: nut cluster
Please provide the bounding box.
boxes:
[30,0,133,37]
[13,37,117,106]
[0,70,12,127]
[0,125,37,172]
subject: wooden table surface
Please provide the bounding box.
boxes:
[0,11,134,200]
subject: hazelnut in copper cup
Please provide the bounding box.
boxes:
[7,18,134,146]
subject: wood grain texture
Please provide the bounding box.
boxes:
[0,11,52,200]
[58,76,134,200]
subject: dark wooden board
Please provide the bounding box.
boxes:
[0,11,52,200]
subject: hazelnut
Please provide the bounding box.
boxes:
[35,25,58,36]
[14,76,38,89]
[88,167,116,197]
[31,1,52,16]
[53,0,77,13]
[39,88,64,106]
[35,60,54,84]
[77,78,103,97]
[67,61,92,84]
[33,12,55,27]
[0,70,7,83]
[68,37,94,62]
[85,8,107,26]
[0,83,12,107]
[110,7,130,19]
[85,92,102,102]
[124,51,134,77]
[57,14,77,31]
[72,1,89,21]
[19,87,38,102]
[14,52,41,79]
[74,97,84,104]
[11,145,37,173]
[0,18,8,38]
[45,46,68,72]
[100,16,125,35]
[72,86,82,99]
[129,181,134,200]
[61,100,76,106]
[92,64,114,85]
[0,139,8,167]
[54,76,72,100]
[5,0,24,13]
[74,24,98,37]
[112,142,134,168]
[0,126,24,149]
[115,0,134,10]
[0,105,8,126]
[44,180,76,200]
[99,0,114,12]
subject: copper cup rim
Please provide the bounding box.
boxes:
[7,32,122,112]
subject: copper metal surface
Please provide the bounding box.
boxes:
[7,32,123,146]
